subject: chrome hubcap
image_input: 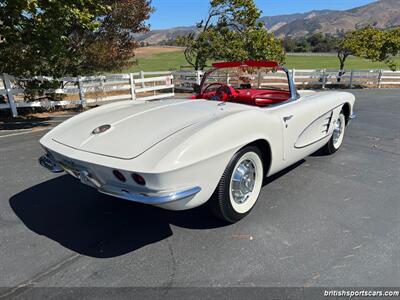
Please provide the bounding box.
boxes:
[333,117,343,146]
[231,159,256,204]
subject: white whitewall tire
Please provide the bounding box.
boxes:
[321,110,346,155]
[209,146,264,223]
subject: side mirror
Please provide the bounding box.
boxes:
[193,83,201,94]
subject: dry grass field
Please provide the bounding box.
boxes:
[134,46,184,58]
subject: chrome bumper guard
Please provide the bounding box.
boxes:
[39,154,201,205]
[346,113,356,126]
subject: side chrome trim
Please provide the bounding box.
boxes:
[98,185,201,205]
[39,154,64,173]
[294,133,332,149]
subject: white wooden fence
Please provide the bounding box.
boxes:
[0,71,174,117]
[1,68,400,117]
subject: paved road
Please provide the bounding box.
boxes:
[0,90,399,298]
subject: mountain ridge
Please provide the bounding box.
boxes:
[136,0,400,44]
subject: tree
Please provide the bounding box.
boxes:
[0,0,153,77]
[180,0,285,70]
[306,33,324,52]
[337,26,400,71]
[306,33,339,53]
[293,38,311,53]
[282,37,296,52]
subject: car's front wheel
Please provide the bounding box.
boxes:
[321,111,346,155]
[209,146,264,223]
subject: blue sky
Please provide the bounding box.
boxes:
[149,0,376,29]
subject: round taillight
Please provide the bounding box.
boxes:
[113,170,126,182]
[132,173,146,186]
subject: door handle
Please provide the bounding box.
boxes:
[283,115,294,122]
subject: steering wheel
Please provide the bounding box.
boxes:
[202,83,232,101]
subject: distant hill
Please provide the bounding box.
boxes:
[133,26,200,45]
[272,0,400,37]
[136,0,400,44]
[259,10,335,34]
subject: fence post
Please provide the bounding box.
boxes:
[78,76,86,108]
[171,74,175,95]
[3,73,18,117]
[349,70,354,89]
[291,69,296,84]
[100,76,105,94]
[129,73,136,100]
[140,71,145,89]
[377,69,383,88]
[196,71,202,85]
[322,69,326,89]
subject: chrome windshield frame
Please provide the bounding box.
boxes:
[199,63,298,101]
[282,66,299,102]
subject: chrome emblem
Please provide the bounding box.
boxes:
[92,124,111,135]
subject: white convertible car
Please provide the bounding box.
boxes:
[39,60,355,223]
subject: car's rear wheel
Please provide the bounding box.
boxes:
[209,146,264,223]
[321,111,346,155]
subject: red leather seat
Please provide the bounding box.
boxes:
[232,89,290,107]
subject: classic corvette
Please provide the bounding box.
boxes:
[39,60,355,223]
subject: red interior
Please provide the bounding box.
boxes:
[195,61,290,107]
[234,89,290,106]
[196,85,290,107]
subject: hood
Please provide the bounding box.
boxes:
[52,99,239,159]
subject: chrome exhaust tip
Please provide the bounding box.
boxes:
[39,154,64,173]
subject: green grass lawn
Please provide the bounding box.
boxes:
[126,52,190,72]
[125,51,400,73]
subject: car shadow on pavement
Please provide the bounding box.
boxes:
[9,160,305,258]
[0,117,53,130]
[309,148,330,157]
[262,159,305,186]
[9,175,226,258]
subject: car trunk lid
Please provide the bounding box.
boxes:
[53,100,218,159]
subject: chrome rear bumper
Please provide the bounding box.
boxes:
[38,154,201,205]
[98,185,201,205]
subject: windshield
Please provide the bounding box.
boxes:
[202,66,290,93]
